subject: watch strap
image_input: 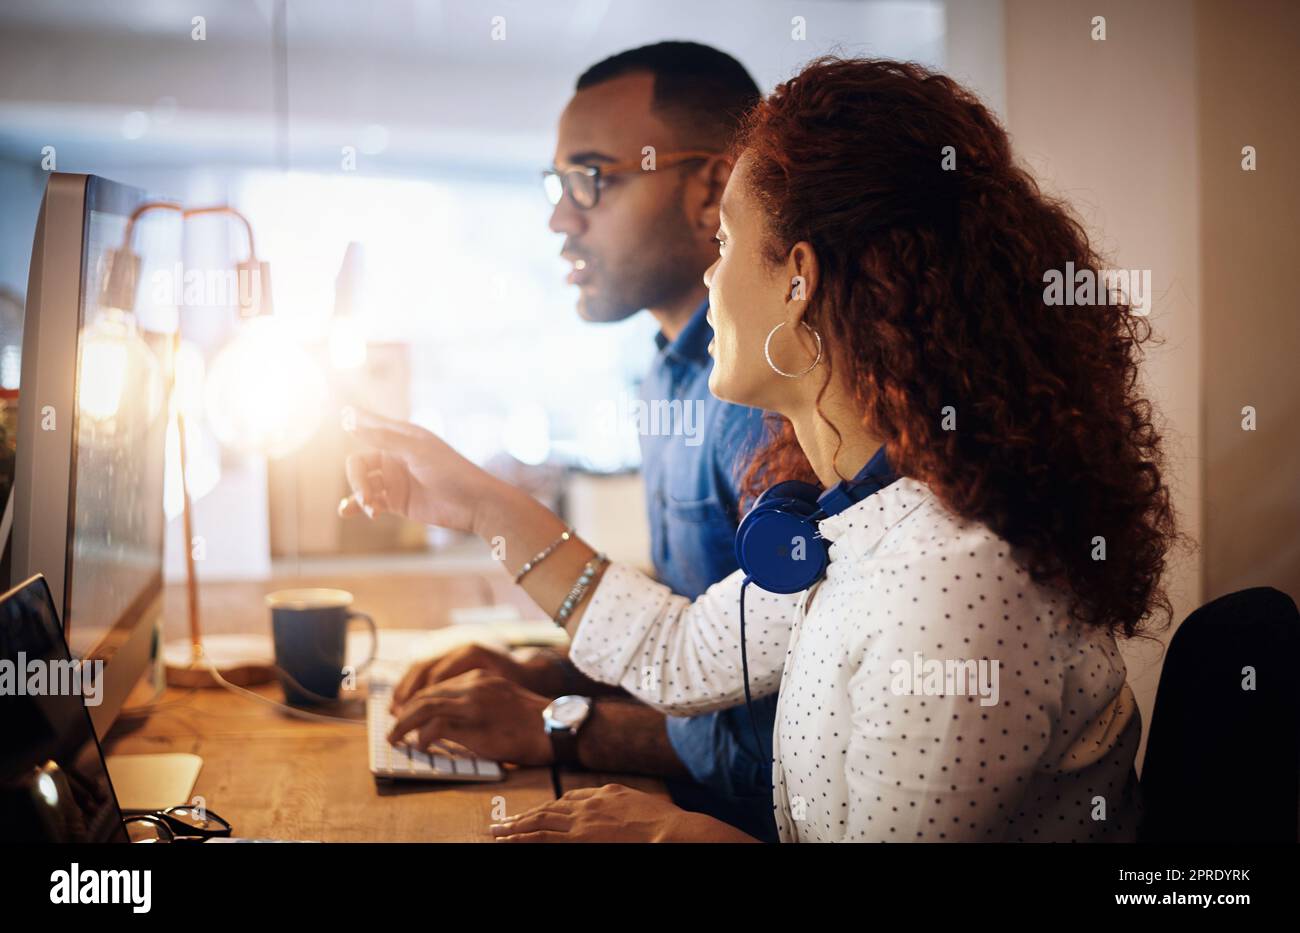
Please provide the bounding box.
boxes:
[546,723,581,767]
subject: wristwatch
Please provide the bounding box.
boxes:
[542,695,592,767]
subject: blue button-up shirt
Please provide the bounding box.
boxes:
[637,299,780,842]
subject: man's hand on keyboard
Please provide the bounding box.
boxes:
[390,643,555,712]
[388,668,553,766]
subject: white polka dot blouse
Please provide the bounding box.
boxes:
[569,477,1142,842]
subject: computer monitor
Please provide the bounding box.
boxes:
[10,172,173,736]
[0,574,129,843]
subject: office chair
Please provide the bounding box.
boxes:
[1140,586,1300,843]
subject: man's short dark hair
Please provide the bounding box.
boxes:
[576,41,760,149]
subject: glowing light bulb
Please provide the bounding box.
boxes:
[80,336,128,420]
[204,317,326,459]
[77,308,165,435]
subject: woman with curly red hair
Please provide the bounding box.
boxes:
[345,57,1176,842]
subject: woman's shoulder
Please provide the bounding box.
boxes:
[828,476,1023,576]
[839,478,1109,661]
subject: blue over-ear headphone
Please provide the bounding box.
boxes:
[732,447,897,769]
[735,447,897,594]
[734,480,830,594]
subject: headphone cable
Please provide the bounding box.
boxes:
[738,578,772,782]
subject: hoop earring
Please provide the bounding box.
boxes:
[764,321,823,378]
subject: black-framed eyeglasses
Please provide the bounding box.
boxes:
[122,805,233,843]
[542,150,718,210]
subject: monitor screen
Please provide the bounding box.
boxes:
[64,177,170,661]
[0,575,127,842]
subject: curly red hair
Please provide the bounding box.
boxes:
[734,58,1176,637]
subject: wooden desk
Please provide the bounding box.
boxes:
[103,567,665,842]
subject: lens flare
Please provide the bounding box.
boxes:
[204,317,326,459]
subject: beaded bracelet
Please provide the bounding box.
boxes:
[514,527,574,584]
[553,553,608,625]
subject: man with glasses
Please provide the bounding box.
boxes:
[388,42,783,842]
